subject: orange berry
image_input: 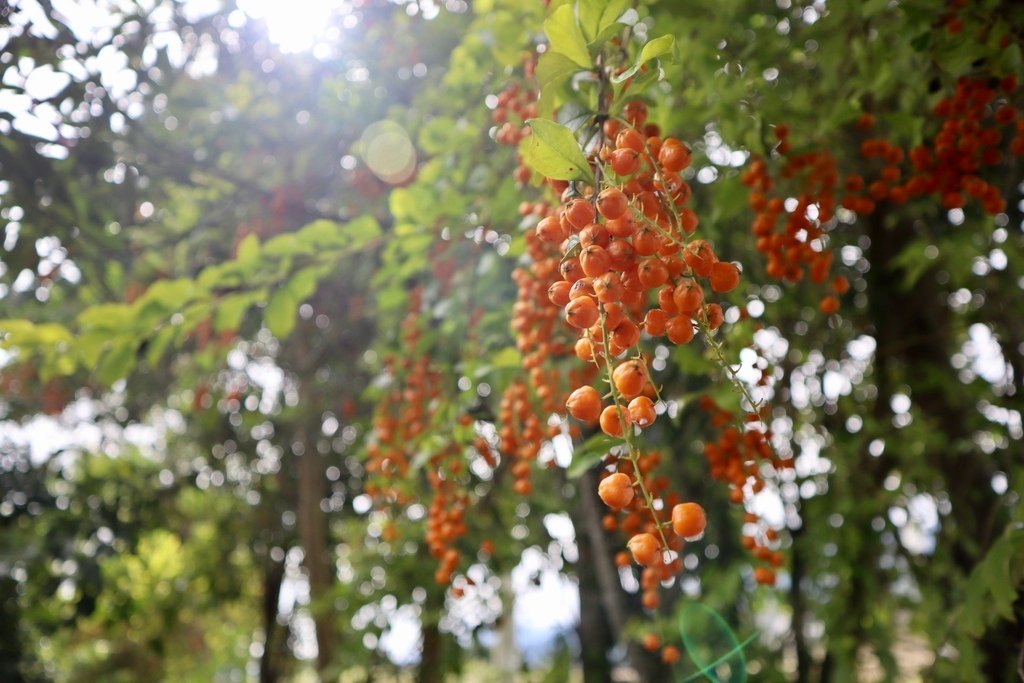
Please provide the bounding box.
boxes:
[658,139,692,173]
[665,315,695,344]
[597,187,629,220]
[547,281,571,307]
[610,149,640,176]
[565,296,599,328]
[643,308,668,336]
[709,261,740,293]
[580,245,611,277]
[673,278,704,313]
[536,215,566,243]
[615,128,645,152]
[637,259,669,288]
[627,532,661,566]
[565,199,596,230]
[684,239,717,276]
[703,303,724,330]
[600,404,631,437]
[566,385,602,423]
[598,472,635,510]
[671,502,707,539]
[628,396,657,427]
[612,359,648,398]
[754,567,776,585]
[661,645,681,665]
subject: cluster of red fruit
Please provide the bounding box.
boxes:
[597,451,708,603]
[492,71,539,185]
[744,73,1019,315]
[742,128,848,316]
[543,102,745,578]
[365,289,477,585]
[699,396,787,585]
[850,75,1019,215]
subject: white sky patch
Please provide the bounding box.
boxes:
[237,0,350,54]
[965,323,1011,387]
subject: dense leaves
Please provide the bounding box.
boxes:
[1,0,1023,681]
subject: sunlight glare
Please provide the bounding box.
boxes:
[238,0,344,53]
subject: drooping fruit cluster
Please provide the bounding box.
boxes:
[491,61,539,185]
[744,73,1020,316]
[698,395,788,585]
[850,75,1019,215]
[741,130,848,316]
[536,100,751,576]
[365,290,480,586]
[597,452,711,603]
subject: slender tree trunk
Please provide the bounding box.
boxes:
[260,556,285,683]
[417,619,443,683]
[576,469,671,680]
[295,432,335,675]
[575,486,614,683]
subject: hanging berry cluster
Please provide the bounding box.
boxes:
[698,396,787,586]
[596,450,693,610]
[850,75,1020,215]
[529,97,751,583]
[742,130,849,316]
[745,74,1020,316]
[365,289,479,586]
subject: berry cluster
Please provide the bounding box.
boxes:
[537,102,747,582]
[849,75,1019,215]
[698,396,787,585]
[742,129,848,315]
[366,290,477,585]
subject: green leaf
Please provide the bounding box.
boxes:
[544,3,591,68]
[566,433,615,478]
[578,0,629,44]
[77,304,134,331]
[214,290,265,333]
[520,119,595,184]
[265,287,298,338]
[536,52,580,117]
[611,34,677,84]
[147,326,177,367]
[490,347,522,369]
[96,342,136,385]
[236,233,260,268]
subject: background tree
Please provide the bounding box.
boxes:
[1,0,1023,681]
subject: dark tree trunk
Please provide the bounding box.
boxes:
[295,434,335,674]
[260,556,285,683]
[575,487,614,683]
[575,468,672,681]
[417,619,443,683]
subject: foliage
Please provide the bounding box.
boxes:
[1,0,1023,681]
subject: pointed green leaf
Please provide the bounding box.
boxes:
[611,34,677,84]
[215,290,266,333]
[520,119,594,184]
[265,288,298,338]
[536,52,581,117]
[578,0,629,44]
[544,4,591,68]
[97,342,136,385]
[236,233,260,268]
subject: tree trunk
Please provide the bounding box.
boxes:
[260,556,285,683]
[575,468,671,680]
[575,491,614,683]
[295,434,335,675]
[417,618,443,683]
